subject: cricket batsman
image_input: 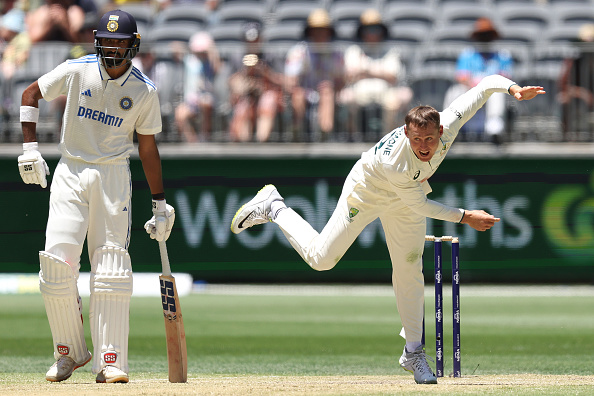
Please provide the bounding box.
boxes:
[17,10,174,383]
[231,74,545,384]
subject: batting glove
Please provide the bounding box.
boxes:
[18,142,50,188]
[145,199,175,242]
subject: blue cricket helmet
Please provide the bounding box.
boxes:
[94,9,141,68]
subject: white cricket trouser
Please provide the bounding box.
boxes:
[274,160,426,342]
[44,157,132,272]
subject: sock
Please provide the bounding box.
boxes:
[406,341,422,353]
[270,200,287,220]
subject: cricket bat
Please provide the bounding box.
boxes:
[159,240,188,383]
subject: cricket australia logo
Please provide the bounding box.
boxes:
[120,96,133,111]
[161,279,177,321]
[347,207,359,223]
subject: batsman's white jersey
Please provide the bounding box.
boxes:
[39,54,161,164]
[274,75,516,343]
[39,54,161,265]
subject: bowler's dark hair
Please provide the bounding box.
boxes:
[405,106,440,129]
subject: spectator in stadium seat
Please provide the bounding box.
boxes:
[284,8,344,141]
[558,23,594,140]
[174,31,221,142]
[442,17,512,144]
[339,8,413,141]
[27,0,86,43]
[0,6,28,80]
[228,22,285,142]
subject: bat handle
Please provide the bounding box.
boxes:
[159,240,172,277]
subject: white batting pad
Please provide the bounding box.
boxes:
[39,251,90,364]
[89,246,133,374]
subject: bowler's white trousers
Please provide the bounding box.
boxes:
[274,160,426,342]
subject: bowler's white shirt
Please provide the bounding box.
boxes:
[39,54,161,164]
[360,75,516,222]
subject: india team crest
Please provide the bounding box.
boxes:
[107,15,119,32]
[120,96,133,110]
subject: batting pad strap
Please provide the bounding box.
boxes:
[39,251,89,363]
[20,106,39,123]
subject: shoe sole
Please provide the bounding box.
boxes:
[46,353,92,382]
[230,184,275,234]
[96,375,129,384]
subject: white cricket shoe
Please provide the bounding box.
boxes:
[96,365,129,383]
[45,351,92,382]
[399,344,438,384]
[231,184,283,234]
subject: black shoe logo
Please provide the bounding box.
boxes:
[238,211,254,229]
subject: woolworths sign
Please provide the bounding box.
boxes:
[3,157,593,283]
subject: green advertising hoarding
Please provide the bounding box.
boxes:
[2,154,593,283]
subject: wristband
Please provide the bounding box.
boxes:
[152,192,165,200]
[507,83,517,95]
[20,106,40,123]
[23,142,39,152]
[152,199,167,212]
[458,210,466,223]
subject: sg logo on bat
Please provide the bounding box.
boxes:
[160,279,177,321]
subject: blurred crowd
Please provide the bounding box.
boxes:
[2,0,594,144]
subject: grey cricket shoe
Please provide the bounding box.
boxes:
[96,365,129,383]
[231,184,283,234]
[399,344,438,384]
[45,351,92,382]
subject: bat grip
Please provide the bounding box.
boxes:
[159,240,172,277]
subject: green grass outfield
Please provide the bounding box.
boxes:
[1,285,593,395]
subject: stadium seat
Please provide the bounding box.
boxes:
[497,4,550,34]
[329,2,368,24]
[409,63,456,111]
[329,2,369,40]
[491,0,543,3]
[152,4,208,30]
[209,22,245,44]
[262,22,304,46]
[388,24,428,46]
[217,2,266,24]
[24,42,73,76]
[430,25,474,46]
[497,26,539,46]
[274,2,318,24]
[147,23,199,44]
[438,3,493,28]
[384,3,436,31]
[117,4,154,27]
[411,44,465,72]
[382,0,432,5]
[542,25,583,45]
[533,43,579,72]
[551,4,594,27]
